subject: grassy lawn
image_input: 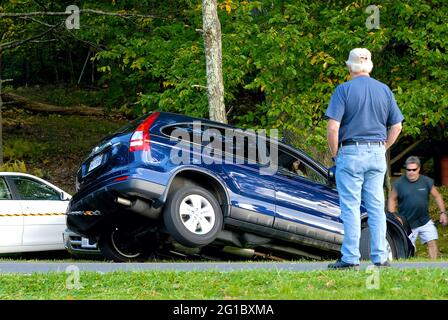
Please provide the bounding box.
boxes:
[0,268,447,300]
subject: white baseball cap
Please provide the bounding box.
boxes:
[346,48,373,73]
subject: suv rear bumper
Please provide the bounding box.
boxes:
[67,177,165,236]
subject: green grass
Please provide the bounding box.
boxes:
[0,269,447,300]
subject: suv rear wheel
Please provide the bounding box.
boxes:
[164,186,223,247]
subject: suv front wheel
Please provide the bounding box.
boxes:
[163,186,223,247]
[98,227,151,262]
[359,223,397,261]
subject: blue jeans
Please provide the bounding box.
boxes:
[335,144,388,265]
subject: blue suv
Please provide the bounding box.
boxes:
[67,111,414,261]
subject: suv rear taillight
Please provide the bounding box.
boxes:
[129,112,160,152]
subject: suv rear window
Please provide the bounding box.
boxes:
[115,113,151,134]
[162,123,195,141]
[162,123,270,165]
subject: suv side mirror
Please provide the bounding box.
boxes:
[328,165,336,186]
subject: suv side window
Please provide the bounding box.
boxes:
[11,177,60,200]
[162,124,270,166]
[303,164,327,185]
[163,123,225,154]
[206,127,269,166]
[0,177,12,200]
[277,150,327,185]
[224,130,266,165]
[162,123,195,142]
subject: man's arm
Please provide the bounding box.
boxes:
[327,119,340,158]
[387,187,403,224]
[430,186,448,226]
[385,122,402,150]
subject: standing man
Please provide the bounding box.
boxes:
[326,48,404,270]
[388,156,447,259]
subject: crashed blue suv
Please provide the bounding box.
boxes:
[67,111,414,262]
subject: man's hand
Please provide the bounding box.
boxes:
[440,213,448,226]
[385,122,402,150]
[430,186,447,226]
[388,211,403,225]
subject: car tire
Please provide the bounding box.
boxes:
[163,186,223,247]
[98,227,150,262]
[360,223,397,261]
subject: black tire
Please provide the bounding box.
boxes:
[163,186,223,247]
[98,227,150,262]
[360,224,397,261]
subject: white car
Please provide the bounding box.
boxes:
[0,172,71,254]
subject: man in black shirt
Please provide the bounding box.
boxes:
[388,156,447,259]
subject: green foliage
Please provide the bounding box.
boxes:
[219,0,448,157]
[0,160,27,173]
[0,160,43,177]
[1,0,447,158]
[3,139,49,161]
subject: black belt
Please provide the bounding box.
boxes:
[340,141,385,147]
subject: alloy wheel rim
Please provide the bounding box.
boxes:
[111,229,141,258]
[179,194,215,235]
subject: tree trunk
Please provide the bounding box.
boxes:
[202,0,227,124]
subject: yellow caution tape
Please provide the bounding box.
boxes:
[0,213,66,217]
[0,211,101,217]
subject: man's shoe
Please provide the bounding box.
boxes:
[374,260,391,268]
[328,259,360,270]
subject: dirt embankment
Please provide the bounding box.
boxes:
[2,103,126,194]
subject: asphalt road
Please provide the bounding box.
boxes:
[0,261,447,273]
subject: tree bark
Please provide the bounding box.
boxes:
[202,0,227,124]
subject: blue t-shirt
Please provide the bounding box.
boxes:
[325,76,404,142]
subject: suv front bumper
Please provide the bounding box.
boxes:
[63,229,101,256]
